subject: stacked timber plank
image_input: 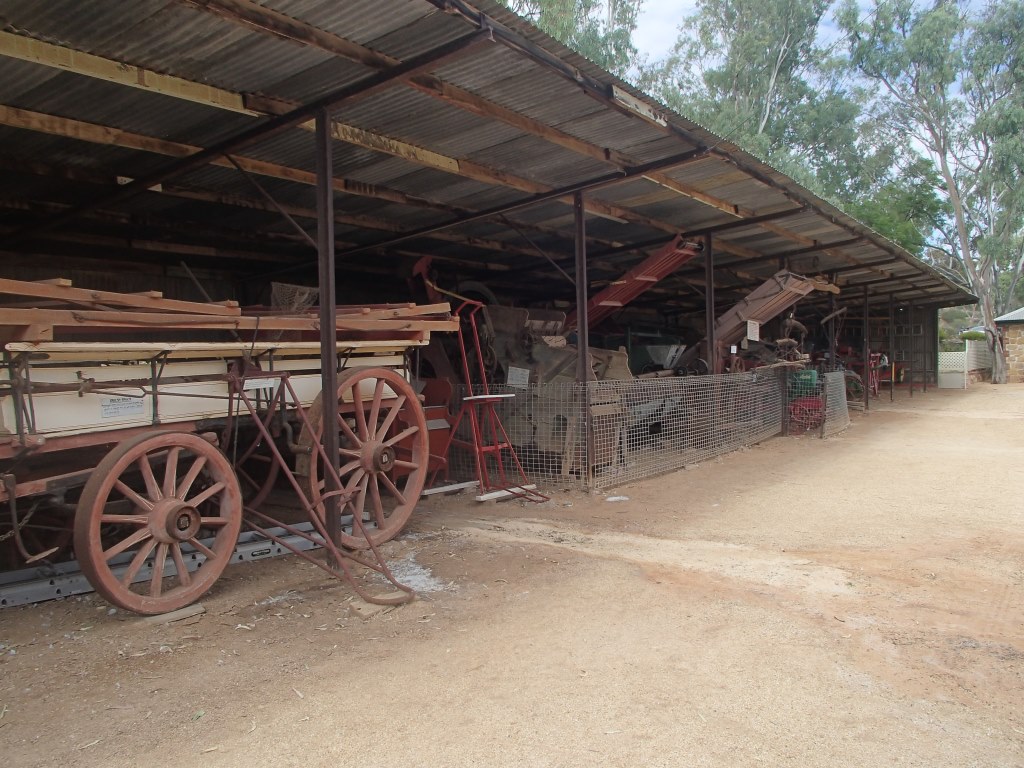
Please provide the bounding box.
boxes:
[0,277,457,344]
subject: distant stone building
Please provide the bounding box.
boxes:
[995,307,1024,382]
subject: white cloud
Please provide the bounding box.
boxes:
[633,1,698,62]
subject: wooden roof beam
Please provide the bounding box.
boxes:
[0,31,650,245]
[5,26,488,246]
[171,0,878,265]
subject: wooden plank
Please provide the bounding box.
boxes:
[475,484,538,502]
[4,339,430,359]
[0,277,240,316]
[0,307,459,333]
[0,105,458,216]
[179,0,398,70]
[35,277,73,286]
[421,481,479,497]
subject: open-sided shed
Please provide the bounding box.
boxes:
[0,0,973,321]
[0,0,980,612]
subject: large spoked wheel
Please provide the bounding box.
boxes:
[74,431,242,615]
[232,428,281,509]
[304,367,428,549]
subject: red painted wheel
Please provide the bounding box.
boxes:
[232,429,281,509]
[303,367,428,549]
[789,398,824,431]
[74,432,242,615]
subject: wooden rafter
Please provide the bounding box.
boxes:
[168,0,849,261]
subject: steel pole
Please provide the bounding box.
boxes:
[828,273,837,371]
[314,109,342,548]
[704,234,716,373]
[888,294,895,401]
[574,192,590,382]
[863,285,870,410]
[573,192,593,489]
[908,301,914,398]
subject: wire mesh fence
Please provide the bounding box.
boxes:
[438,369,789,491]
[821,371,851,437]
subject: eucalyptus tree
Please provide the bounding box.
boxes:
[501,0,644,76]
[838,0,1024,382]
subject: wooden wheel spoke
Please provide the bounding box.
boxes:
[368,379,386,438]
[170,544,192,587]
[368,474,385,528]
[337,458,361,479]
[162,447,181,498]
[113,481,153,512]
[392,458,419,472]
[100,514,149,526]
[354,473,370,523]
[188,537,217,560]
[343,468,366,493]
[120,538,157,587]
[351,384,368,439]
[337,414,361,447]
[338,446,361,458]
[138,454,162,501]
[236,467,259,490]
[187,481,225,508]
[198,516,230,528]
[176,455,208,499]
[102,527,152,562]
[378,472,407,507]
[383,424,419,448]
[377,394,406,438]
[149,542,168,597]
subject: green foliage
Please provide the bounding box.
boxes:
[960,330,987,341]
[502,0,642,76]
[837,0,1024,381]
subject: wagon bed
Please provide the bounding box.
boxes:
[0,277,457,614]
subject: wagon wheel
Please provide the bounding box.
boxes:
[789,402,823,432]
[303,367,428,549]
[73,431,242,615]
[844,371,864,401]
[232,428,281,509]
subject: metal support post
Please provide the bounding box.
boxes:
[574,192,590,383]
[908,301,914,398]
[314,109,342,548]
[888,294,895,401]
[704,234,716,374]
[573,192,593,488]
[828,274,837,371]
[863,285,870,410]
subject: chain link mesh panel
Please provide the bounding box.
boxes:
[434,367,850,492]
[438,371,786,491]
[821,371,851,437]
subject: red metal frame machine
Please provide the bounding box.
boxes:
[436,299,547,503]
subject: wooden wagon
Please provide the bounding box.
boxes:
[0,278,457,614]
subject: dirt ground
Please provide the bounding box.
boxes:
[2,384,1023,767]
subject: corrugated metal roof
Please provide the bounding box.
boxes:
[995,307,1024,323]
[0,0,975,312]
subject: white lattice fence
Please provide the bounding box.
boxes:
[938,350,967,389]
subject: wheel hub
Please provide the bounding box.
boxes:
[150,499,201,543]
[361,442,396,473]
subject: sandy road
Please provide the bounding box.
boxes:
[1,384,1023,767]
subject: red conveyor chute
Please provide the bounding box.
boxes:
[565,235,702,331]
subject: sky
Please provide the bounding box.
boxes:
[633,1,696,62]
[631,0,849,65]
